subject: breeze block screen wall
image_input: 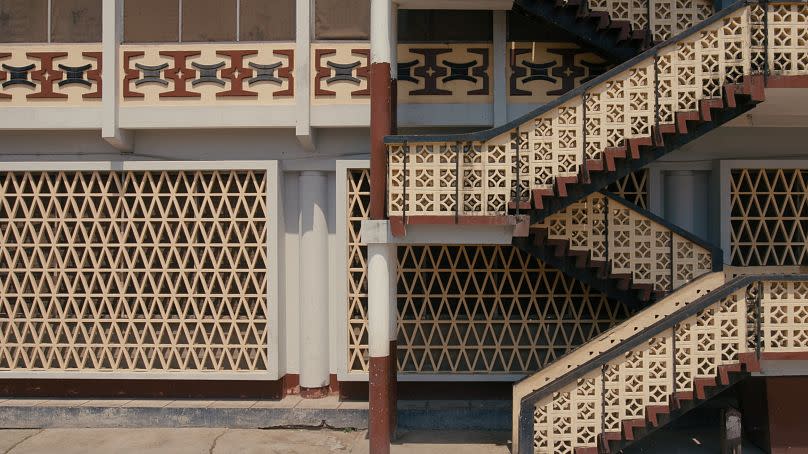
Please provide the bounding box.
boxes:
[0,166,274,375]
[345,167,649,376]
[731,168,808,267]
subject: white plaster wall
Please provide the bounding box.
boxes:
[0,128,369,165]
[0,128,365,382]
[282,172,301,376]
[2,123,808,382]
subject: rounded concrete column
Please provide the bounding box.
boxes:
[368,241,397,454]
[298,171,330,397]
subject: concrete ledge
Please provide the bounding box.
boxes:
[0,399,511,431]
[398,400,511,431]
[0,405,368,430]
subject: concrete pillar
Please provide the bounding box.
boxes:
[101,0,132,150]
[492,11,507,127]
[369,1,397,446]
[369,0,394,221]
[363,220,397,454]
[298,171,330,397]
[664,170,708,239]
[295,0,314,150]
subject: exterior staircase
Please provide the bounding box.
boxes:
[384,1,783,305]
[512,0,714,61]
[513,191,720,308]
[386,2,773,228]
[512,273,808,453]
[383,2,808,451]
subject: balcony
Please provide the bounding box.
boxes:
[0,44,102,129]
[0,39,608,131]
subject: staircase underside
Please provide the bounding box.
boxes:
[510,76,765,312]
[512,230,650,309]
[512,0,645,62]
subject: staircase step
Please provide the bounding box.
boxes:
[555,176,579,197]
[603,147,627,171]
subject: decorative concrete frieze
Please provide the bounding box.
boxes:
[0,45,102,104]
[120,44,295,104]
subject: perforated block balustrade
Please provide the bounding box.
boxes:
[512,0,714,61]
[348,168,644,374]
[0,170,270,373]
[387,2,807,224]
[513,274,808,454]
[525,192,716,300]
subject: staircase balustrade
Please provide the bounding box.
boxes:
[386,2,801,223]
[513,274,808,453]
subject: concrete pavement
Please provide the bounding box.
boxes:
[0,429,512,453]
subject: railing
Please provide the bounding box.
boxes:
[512,274,808,453]
[387,1,805,219]
[532,192,720,293]
[587,0,714,43]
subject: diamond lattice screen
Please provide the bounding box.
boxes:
[0,170,269,373]
[730,168,808,266]
[607,169,649,209]
[347,169,632,374]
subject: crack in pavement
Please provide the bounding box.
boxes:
[208,428,228,454]
[3,429,44,454]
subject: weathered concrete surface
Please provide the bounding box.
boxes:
[0,429,511,453]
[398,400,510,431]
[213,429,363,453]
[0,398,511,431]
[384,431,511,454]
[0,400,368,430]
[0,430,40,453]
[3,428,225,454]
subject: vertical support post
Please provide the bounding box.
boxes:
[102,0,133,150]
[645,0,653,48]
[581,92,590,184]
[455,142,462,223]
[295,0,314,150]
[387,241,398,437]
[672,323,678,401]
[604,194,610,276]
[746,281,764,360]
[369,1,397,447]
[653,52,662,147]
[669,230,675,293]
[390,2,398,135]
[600,364,607,450]
[370,0,395,221]
[762,0,770,82]
[492,11,507,126]
[363,220,398,454]
[403,142,409,223]
[515,129,522,207]
[298,171,330,397]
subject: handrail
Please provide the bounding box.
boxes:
[515,273,808,452]
[601,191,723,271]
[385,0,750,145]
